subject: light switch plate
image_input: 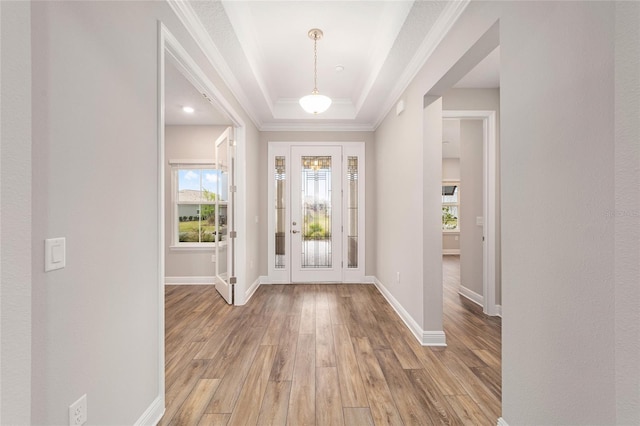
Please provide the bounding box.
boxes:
[45,237,66,272]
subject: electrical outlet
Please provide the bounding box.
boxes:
[211,254,216,262]
[396,272,400,283]
[69,394,87,425]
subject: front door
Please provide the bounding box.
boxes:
[290,146,342,282]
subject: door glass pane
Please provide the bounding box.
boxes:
[301,156,332,268]
[275,156,286,269]
[347,156,358,268]
[215,138,229,282]
[217,144,229,246]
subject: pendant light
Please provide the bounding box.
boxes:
[299,28,332,114]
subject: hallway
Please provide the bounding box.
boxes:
[162,262,501,425]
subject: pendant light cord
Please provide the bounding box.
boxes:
[313,34,318,93]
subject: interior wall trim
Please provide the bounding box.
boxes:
[164,276,215,285]
[243,277,262,305]
[497,417,509,426]
[372,277,447,347]
[373,0,471,129]
[458,285,484,307]
[166,0,262,128]
[134,394,164,426]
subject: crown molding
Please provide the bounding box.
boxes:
[373,0,471,130]
[353,0,415,114]
[168,0,469,132]
[166,0,263,129]
[259,122,375,133]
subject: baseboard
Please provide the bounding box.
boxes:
[134,394,164,426]
[497,417,509,426]
[372,277,447,347]
[496,304,502,317]
[458,285,484,307]
[422,330,447,346]
[442,249,460,255]
[165,276,215,285]
[242,277,262,304]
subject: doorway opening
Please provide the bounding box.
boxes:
[442,110,498,316]
[158,21,247,410]
[267,142,365,284]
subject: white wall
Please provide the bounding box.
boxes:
[376,1,638,423]
[422,99,444,335]
[442,158,460,181]
[459,120,483,296]
[258,131,376,278]
[375,88,426,333]
[164,125,226,280]
[500,3,617,422]
[28,1,259,424]
[0,2,32,423]
[614,2,640,423]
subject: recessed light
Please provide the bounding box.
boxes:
[443,140,450,144]
[335,64,344,73]
[182,106,195,114]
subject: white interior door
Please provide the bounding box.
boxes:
[214,127,235,303]
[290,146,342,282]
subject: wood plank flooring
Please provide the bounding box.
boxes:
[161,256,501,425]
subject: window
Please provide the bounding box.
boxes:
[442,183,459,231]
[172,166,228,247]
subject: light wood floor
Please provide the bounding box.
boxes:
[161,256,501,425]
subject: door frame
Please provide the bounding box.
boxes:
[443,110,498,316]
[267,141,366,284]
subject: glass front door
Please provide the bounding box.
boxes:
[290,146,342,282]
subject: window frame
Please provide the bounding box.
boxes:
[442,180,460,233]
[170,162,228,250]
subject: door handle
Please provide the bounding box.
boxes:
[291,230,299,234]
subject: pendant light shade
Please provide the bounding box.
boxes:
[299,90,332,114]
[300,29,331,114]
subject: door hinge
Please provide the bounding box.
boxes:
[229,231,237,238]
[229,276,237,284]
[230,185,237,193]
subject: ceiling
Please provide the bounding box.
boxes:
[165,0,498,130]
[165,56,230,125]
